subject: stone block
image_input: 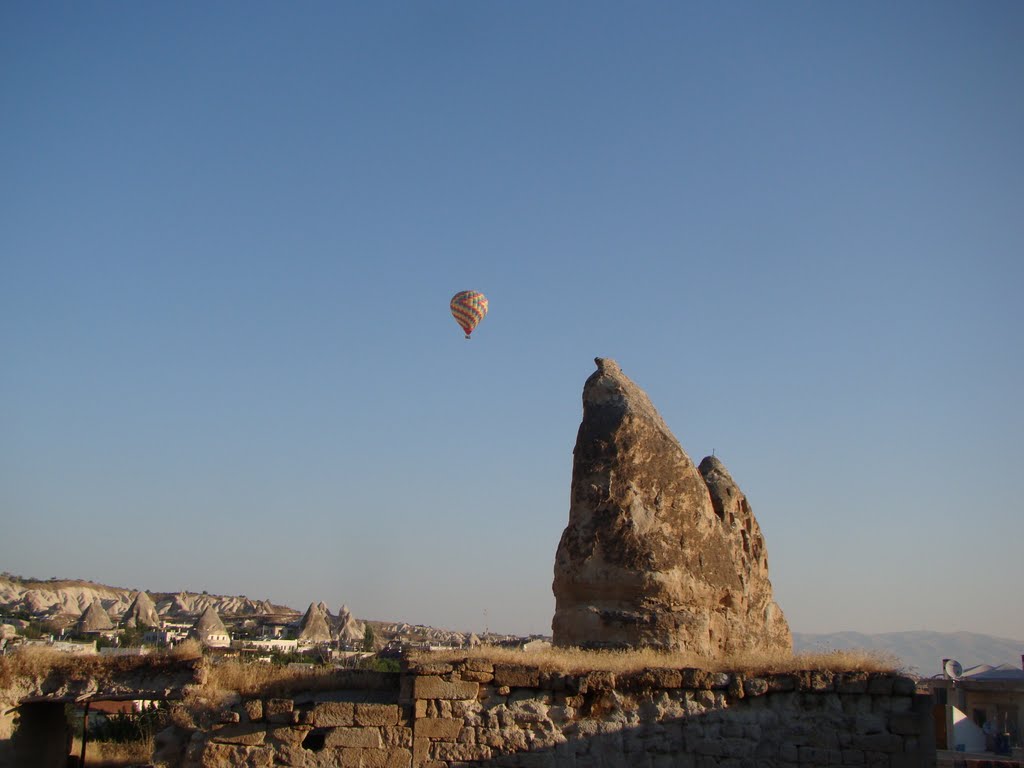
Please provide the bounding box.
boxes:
[244,699,264,723]
[339,747,364,768]
[888,712,923,736]
[210,723,266,746]
[851,734,902,753]
[866,675,894,695]
[693,738,725,757]
[199,743,274,767]
[619,668,683,690]
[432,742,493,761]
[460,670,495,683]
[356,703,401,726]
[799,746,830,764]
[361,747,413,768]
[493,664,541,688]
[810,671,836,692]
[842,749,866,764]
[463,658,495,673]
[837,673,869,694]
[744,677,769,697]
[382,725,413,747]
[708,672,731,689]
[415,662,454,676]
[767,674,797,692]
[400,674,414,704]
[856,714,887,735]
[892,677,916,696]
[886,696,912,714]
[416,717,463,739]
[325,726,384,748]
[413,737,430,764]
[265,698,295,724]
[267,725,310,745]
[413,676,479,700]
[577,670,616,693]
[540,671,569,691]
[314,701,355,727]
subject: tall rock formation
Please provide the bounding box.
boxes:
[122,591,160,628]
[190,606,230,648]
[552,358,790,657]
[297,603,333,644]
[77,598,114,633]
[336,604,365,646]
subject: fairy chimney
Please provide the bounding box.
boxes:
[552,358,791,657]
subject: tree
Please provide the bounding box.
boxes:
[362,625,375,652]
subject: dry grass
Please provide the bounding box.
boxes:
[1,641,900,714]
[412,645,902,676]
[0,642,202,689]
[70,735,154,767]
[204,660,333,697]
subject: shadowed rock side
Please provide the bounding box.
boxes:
[698,455,791,654]
[552,358,791,657]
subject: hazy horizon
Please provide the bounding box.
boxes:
[3,3,1022,640]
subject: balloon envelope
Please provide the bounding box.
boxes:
[450,290,488,338]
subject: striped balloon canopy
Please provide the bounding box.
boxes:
[450,290,488,339]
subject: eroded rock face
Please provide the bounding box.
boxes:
[551,358,790,657]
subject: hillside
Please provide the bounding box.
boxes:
[0,574,293,620]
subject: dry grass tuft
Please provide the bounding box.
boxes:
[204,661,326,697]
[0,642,202,689]
[413,645,901,676]
[70,735,155,767]
[204,661,386,698]
[164,639,203,662]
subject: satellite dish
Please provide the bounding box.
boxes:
[944,659,963,679]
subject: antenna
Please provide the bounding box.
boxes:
[943,659,963,680]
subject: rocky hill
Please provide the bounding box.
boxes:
[0,575,292,621]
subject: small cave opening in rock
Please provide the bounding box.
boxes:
[302,729,328,752]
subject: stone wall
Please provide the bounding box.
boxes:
[179,660,934,768]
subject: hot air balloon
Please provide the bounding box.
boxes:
[450,290,488,339]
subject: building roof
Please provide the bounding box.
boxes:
[961,663,1024,681]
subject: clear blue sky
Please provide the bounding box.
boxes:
[2,3,1022,640]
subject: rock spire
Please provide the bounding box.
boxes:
[297,602,333,643]
[552,358,791,657]
[122,591,160,628]
[77,598,114,633]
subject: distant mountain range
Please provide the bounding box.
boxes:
[793,630,1023,677]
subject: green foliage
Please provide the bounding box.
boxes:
[268,650,330,666]
[362,625,376,652]
[356,656,400,673]
[119,625,149,647]
[88,703,168,743]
